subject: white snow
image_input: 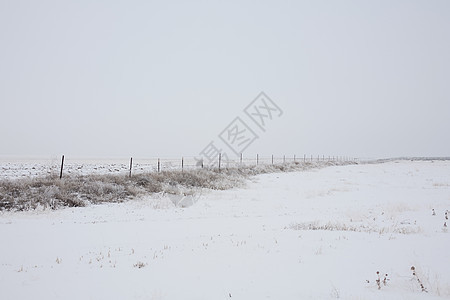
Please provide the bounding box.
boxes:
[1,160,449,299]
[0,157,201,180]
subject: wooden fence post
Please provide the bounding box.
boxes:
[182,157,184,172]
[59,155,65,179]
[271,154,274,165]
[294,155,296,162]
[240,153,243,165]
[158,158,160,173]
[283,155,285,164]
[218,153,221,172]
[129,157,133,178]
[256,154,259,165]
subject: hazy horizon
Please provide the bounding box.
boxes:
[1,1,449,159]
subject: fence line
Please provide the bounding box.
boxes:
[53,154,359,179]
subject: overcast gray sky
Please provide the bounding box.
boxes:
[1,0,449,159]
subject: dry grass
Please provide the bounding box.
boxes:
[290,221,422,235]
[0,161,357,211]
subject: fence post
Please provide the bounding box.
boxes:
[182,157,184,172]
[129,157,133,178]
[294,155,296,162]
[59,155,65,179]
[218,153,221,172]
[271,154,274,165]
[240,153,243,165]
[283,155,285,164]
[256,154,259,165]
[158,158,160,173]
[311,155,313,162]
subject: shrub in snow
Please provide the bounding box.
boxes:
[366,271,389,290]
[411,266,428,293]
[133,261,146,269]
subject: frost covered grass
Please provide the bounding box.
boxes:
[290,220,423,235]
[0,161,356,211]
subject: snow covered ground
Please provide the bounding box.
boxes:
[0,157,196,180]
[0,160,449,299]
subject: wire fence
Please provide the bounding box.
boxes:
[0,154,359,180]
[3,155,446,180]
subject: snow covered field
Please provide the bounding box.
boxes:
[0,160,449,299]
[0,157,200,180]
